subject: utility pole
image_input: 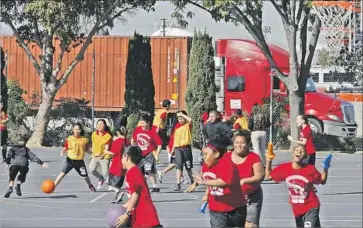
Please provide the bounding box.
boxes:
[161,18,167,37]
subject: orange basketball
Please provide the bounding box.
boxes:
[41,180,55,194]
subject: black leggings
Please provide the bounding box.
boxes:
[9,165,29,183]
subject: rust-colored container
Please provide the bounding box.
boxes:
[0,36,190,111]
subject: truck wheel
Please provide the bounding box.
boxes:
[308,118,323,134]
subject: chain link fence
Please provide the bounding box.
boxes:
[2,51,362,152]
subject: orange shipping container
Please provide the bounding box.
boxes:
[0,36,191,112]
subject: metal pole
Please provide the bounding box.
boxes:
[91,49,95,132]
[269,68,274,143]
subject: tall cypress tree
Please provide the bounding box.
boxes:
[186,31,217,145]
[123,32,155,121]
[0,47,8,111]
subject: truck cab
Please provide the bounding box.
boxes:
[214,39,357,137]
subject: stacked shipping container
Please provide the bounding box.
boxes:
[0,36,191,112]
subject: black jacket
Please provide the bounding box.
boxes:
[202,120,233,143]
[6,143,43,167]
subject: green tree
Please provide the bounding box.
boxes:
[172,0,322,140]
[186,31,217,145]
[317,48,337,67]
[123,32,155,121]
[0,47,8,111]
[1,0,156,146]
[6,80,30,140]
[336,44,363,87]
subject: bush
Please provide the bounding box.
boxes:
[43,98,92,147]
[261,94,290,149]
[126,113,139,139]
[6,80,31,141]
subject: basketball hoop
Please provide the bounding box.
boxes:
[311,1,360,56]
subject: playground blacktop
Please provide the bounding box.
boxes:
[0,148,362,227]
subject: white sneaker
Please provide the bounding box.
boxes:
[180,176,190,185]
[97,179,104,190]
[157,171,164,183]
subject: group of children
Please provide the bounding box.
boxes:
[1,98,331,228]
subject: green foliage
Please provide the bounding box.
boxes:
[317,49,338,67]
[1,0,156,45]
[6,80,31,141]
[186,31,217,145]
[44,98,92,146]
[123,32,155,119]
[1,0,157,145]
[336,44,363,87]
[7,80,29,125]
[172,0,263,28]
[0,47,8,111]
[126,113,140,139]
[261,94,290,148]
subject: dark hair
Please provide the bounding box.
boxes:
[233,130,252,147]
[140,113,152,124]
[298,115,309,125]
[73,123,85,136]
[206,136,231,158]
[235,109,243,116]
[177,110,188,116]
[124,145,142,165]
[97,119,112,135]
[162,99,171,108]
[115,125,127,137]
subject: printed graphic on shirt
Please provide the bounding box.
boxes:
[286,175,309,204]
[203,172,224,196]
[136,133,151,151]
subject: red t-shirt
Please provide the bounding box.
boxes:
[109,138,130,177]
[300,125,315,155]
[271,162,322,217]
[202,154,246,212]
[227,152,262,195]
[125,166,160,227]
[132,126,162,157]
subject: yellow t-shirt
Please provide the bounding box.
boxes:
[173,123,192,148]
[233,117,250,131]
[65,136,89,160]
[91,131,112,159]
[153,109,167,130]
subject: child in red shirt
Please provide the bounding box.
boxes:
[104,126,130,204]
[115,145,162,228]
[193,137,247,227]
[132,114,162,192]
[265,145,330,227]
[229,130,265,227]
[288,115,316,165]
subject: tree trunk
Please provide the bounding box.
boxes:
[27,88,56,147]
[288,89,304,148]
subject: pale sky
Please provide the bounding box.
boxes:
[0,1,327,50]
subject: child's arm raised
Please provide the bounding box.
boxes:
[265,158,273,180]
[320,154,332,185]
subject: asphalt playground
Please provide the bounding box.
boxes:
[0,148,362,227]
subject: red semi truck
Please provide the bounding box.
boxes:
[214,39,357,138]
